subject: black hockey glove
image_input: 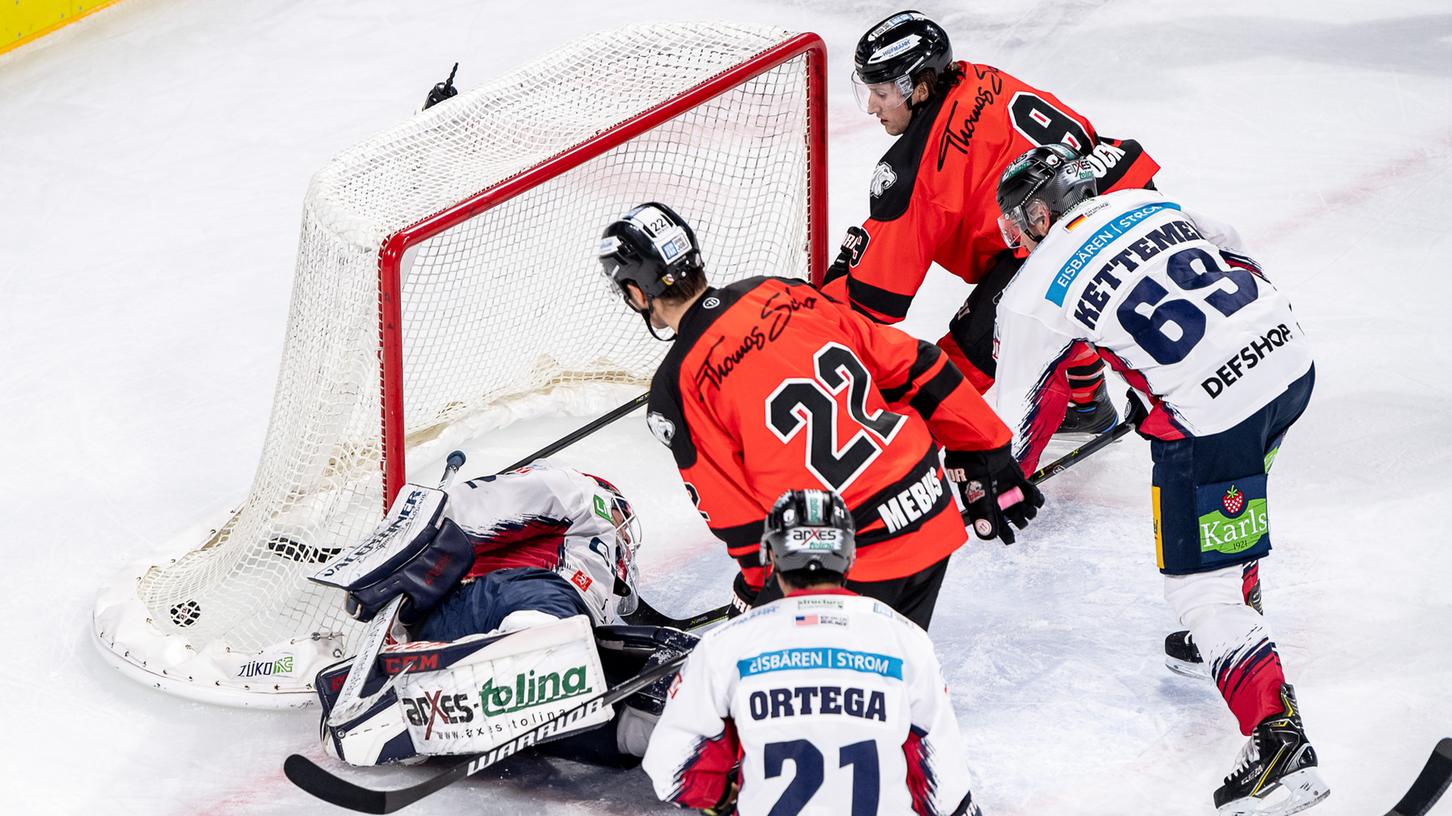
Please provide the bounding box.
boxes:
[944,446,1044,545]
[703,777,741,816]
[728,571,759,619]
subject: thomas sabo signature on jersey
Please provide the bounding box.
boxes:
[694,289,818,390]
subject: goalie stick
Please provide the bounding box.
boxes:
[286,650,689,813]
[327,451,468,727]
[1386,738,1452,816]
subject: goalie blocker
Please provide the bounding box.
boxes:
[309,483,468,625]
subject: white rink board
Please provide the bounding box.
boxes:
[1,1,1448,814]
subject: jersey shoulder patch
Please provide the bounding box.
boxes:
[648,363,695,468]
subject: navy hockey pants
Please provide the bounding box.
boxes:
[1151,365,1315,574]
[411,567,590,642]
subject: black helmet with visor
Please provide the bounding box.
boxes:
[851,11,953,113]
[995,144,1099,248]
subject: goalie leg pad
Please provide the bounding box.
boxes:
[315,615,610,761]
[396,614,611,756]
[315,658,421,766]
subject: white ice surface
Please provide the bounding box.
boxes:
[1,1,1449,814]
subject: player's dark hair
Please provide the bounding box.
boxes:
[923,61,965,97]
[654,266,708,305]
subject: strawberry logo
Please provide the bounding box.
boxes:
[1222,486,1245,516]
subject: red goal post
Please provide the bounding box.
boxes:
[93,23,828,708]
[378,30,829,504]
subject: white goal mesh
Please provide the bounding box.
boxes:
[93,22,825,706]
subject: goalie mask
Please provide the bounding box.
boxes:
[586,473,641,616]
[761,489,856,577]
[851,10,952,112]
[995,143,1099,249]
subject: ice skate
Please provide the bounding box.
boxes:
[1165,629,1210,679]
[1214,685,1329,816]
[1056,385,1119,437]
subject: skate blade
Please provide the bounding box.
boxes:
[1165,656,1211,680]
[1050,427,1110,443]
[1217,768,1330,816]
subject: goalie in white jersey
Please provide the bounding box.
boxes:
[314,460,694,768]
[643,489,981,816]
[991,144,1327,816]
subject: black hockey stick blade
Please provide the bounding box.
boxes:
[286,651,688,813]
[1387,738,1452,816]
[622,595,729,630]
[285,752,420,814]
[1028,389,1146,485]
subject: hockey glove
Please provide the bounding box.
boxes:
[944,446,1044,545]
[703,778,741,816]
[728,571,759,619]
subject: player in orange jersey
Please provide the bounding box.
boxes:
[597,202,1042,629]
[821,10,1161,435]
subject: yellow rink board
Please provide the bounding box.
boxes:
[2,0,127,57]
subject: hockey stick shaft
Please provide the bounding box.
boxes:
[622,595,729,631]
[959,397,1143,531]
[285,651,689,813]
[1030,390,1148,485]
[1387,738,1452,816]
[1027,417,1137,485]
[643,405,1149,631]
[328,452,467,726]
[500,393,648,473]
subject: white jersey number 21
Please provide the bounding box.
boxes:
[764,739,879,816]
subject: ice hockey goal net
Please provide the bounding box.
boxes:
[93,22,826,707]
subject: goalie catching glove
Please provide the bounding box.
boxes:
[944,446,1044,544]
[308,484,472,625]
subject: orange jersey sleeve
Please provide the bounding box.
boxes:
[647,277,1007,586]
[827,300,1011,453]
[824,62,1160,322]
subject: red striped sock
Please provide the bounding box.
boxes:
[1065,346,1105,408]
